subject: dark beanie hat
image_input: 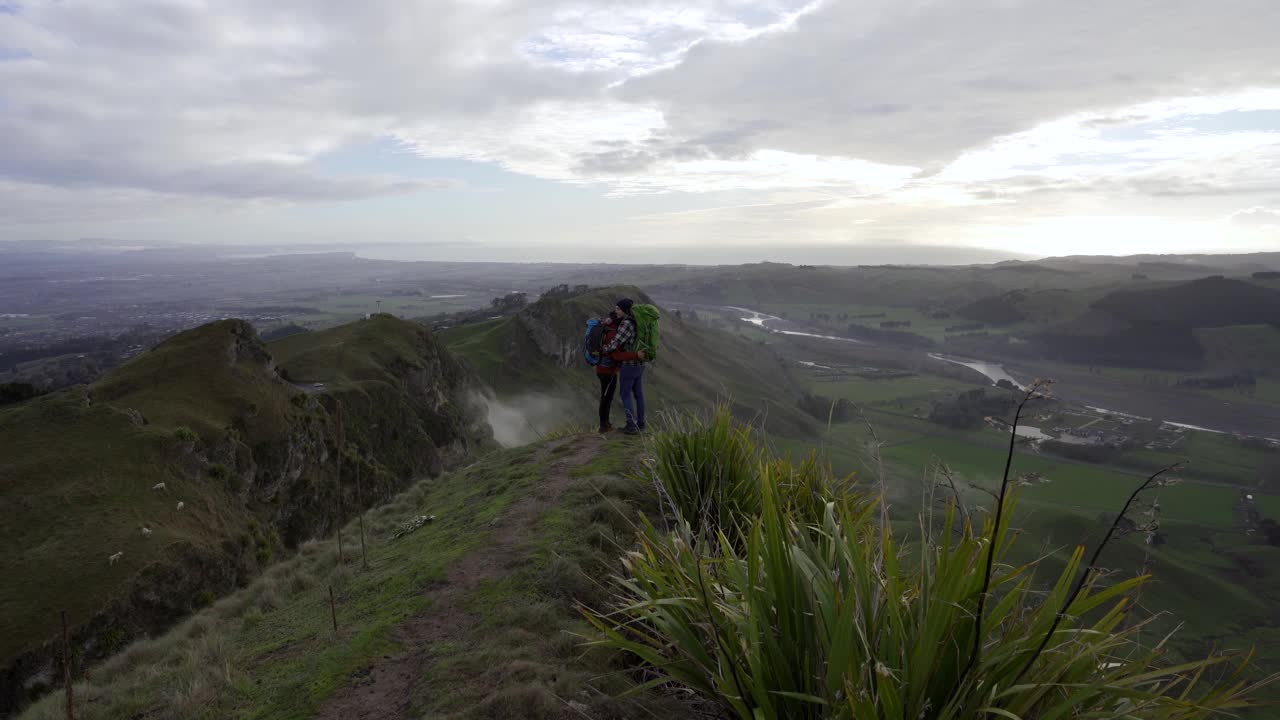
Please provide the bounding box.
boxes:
[617,297,634,313]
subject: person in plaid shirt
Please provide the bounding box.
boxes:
[594,311,641,433]
[602,297,647,434]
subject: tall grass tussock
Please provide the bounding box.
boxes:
[587,401,1275,719]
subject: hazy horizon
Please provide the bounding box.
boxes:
[8,237,1280,267]
[2,237,1044,266]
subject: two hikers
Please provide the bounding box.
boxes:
[602,298,647,434]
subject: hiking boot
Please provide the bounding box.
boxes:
[598,424,614,434]
[637,422,646,431]
[621,424,640,435]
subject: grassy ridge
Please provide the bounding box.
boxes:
[268,315,488,471]
[19,436,686,720]
[270,314,462,388]
[1,320,288,669]
[438,317,564,398]
[90,319,293,438]
[0,391,251,663]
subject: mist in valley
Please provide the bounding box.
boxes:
[471,390,578,448]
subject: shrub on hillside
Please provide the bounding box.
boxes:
[0,382,40,406]
[648,407,847,547]
[797,392,854,424]
[647,407,760,543]
[590,396,1270,719]
[490,291,528,311]
[538,283,591,300]
[928,387,1014,429]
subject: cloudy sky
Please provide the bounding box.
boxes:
[1,0,1278,263]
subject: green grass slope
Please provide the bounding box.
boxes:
[19,434,696,720]
[441,286,817,437]
[1196,323,1280,375]
[269,315,492,481]
[1,317,485,716]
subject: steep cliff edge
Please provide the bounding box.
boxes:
[0,315,486,715]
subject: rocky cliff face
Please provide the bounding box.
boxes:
[515,287,656,369]
[0,317,488,716]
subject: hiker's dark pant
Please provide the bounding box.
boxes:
[620,364,645,428]
[597,373,617,427]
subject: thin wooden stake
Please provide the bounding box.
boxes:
[335,403,346,567]
[60,610,74,720]
[329,585,338,636]
[355,452,368,569]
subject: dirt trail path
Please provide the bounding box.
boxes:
[314,434,605,720]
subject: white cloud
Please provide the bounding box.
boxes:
[622,0,1280,167]
[0,0,589,207]
[397,100,669,182]
[933,90,1280,186]
[520,1,816,74]
[0,0,1278,257]
[1230,207,1280,228]
[0,0,822,214]
[396,94,919,195]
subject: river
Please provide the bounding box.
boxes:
[726,306,1018,384]
[721,305,1280,443]
[926,353,1024,389]
[726,306,866,344]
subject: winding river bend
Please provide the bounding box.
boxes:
[722,305,1280,443]
[726,306,1023,384]
[727,306,867,344]
[926,353,1024,389]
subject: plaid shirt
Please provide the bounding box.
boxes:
[602,317,641,365]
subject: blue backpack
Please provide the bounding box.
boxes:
[583,318,605,366]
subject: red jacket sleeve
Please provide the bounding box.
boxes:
[611,350,643,362]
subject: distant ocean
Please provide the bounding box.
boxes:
[351,243,1031,266]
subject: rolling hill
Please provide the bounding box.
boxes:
[643,263,1280,374]
[1029,277,1280,369]
[0,316,486,715]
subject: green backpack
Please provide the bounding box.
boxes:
[631,304,661,362]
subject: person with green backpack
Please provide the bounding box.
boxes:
[602,297,659,434]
